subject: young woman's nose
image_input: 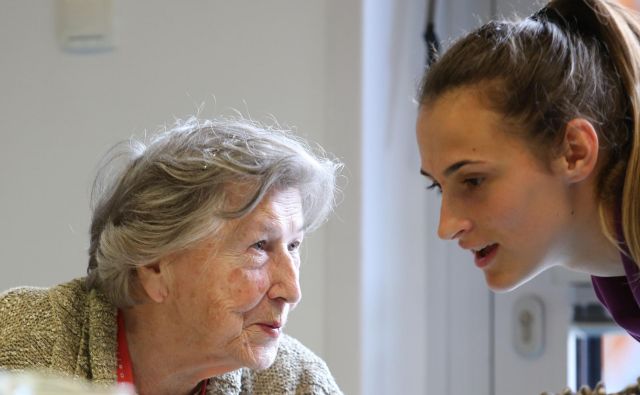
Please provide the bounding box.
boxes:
[437,198,472,240]
[267,246,302,305]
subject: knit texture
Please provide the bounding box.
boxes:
[0,278,342,395]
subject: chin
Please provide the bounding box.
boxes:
[244,345,279,371]
[484,272,531,293]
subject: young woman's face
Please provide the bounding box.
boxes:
[416,88,575,291]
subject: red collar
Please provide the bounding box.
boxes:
[116,310,209,394]
[117,309,134,384]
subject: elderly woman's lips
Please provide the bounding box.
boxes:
[256,322,282,338]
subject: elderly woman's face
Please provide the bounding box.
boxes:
[160,187,303,371]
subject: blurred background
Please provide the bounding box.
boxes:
[1,1,639,394]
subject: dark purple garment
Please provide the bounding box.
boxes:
[591,248,640,342]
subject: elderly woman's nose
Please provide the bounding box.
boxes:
[267,248,302,304]
[437,198,472,240]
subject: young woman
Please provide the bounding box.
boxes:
[415,0,640,341]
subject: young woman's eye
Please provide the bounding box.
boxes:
[252,240,267,251]
[464,177,484,188]
[426,181,442,194]
[288,240,301,252]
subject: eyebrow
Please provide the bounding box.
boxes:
[245,219,304,236]
[420,160,483,179]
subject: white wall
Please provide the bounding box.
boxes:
[361,0,429,393]
[322,1,363,393]
[494,270,574,394]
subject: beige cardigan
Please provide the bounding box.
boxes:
[0,278,342,395]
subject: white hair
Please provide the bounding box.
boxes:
[86,116,342,307]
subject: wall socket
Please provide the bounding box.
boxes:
[512,294,545,359]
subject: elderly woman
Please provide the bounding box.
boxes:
[0,117,343,395]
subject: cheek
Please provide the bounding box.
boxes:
[225,268,270,307]
[486,181,564,244]
[486,197,526,231]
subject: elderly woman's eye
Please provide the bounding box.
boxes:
[288,240,301,252]
[252,240,267,251]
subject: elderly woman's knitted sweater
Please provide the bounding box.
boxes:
[0,278,342,395]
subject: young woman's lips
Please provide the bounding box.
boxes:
[474,244,499,269]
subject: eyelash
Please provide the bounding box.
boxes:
[426,177,484,194]
[426,182,442,194]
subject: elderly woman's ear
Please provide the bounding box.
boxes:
[136,262,170,303]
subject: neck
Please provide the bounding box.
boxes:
[560,188,623,277]
[121,305,235,395]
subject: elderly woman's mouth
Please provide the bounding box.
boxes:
[256,322,282,337]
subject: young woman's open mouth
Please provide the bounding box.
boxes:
[473,244,499,269]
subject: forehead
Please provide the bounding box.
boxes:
[416,88,529,175]
[224,187,304,235]
[418,89,500,148]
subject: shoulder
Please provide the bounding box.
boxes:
[46,278,90,322]
[0,279,89,324]
[241,334,342,395]
[0,284,56,369]
[0,279,88,370]
[0,278,88,311]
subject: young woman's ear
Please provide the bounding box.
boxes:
[136,260,170,303]
[556,118,600,183]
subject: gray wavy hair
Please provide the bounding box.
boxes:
[86,116,342,307]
